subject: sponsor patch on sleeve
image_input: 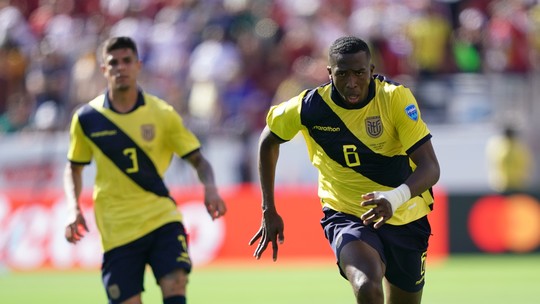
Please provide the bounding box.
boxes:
[405,104,418,121]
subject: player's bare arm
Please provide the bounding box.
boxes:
[405,139,440,196]
[361,139,440,228]
[249,127,286,261]
[64,163,89,244]
[185,150,227,220]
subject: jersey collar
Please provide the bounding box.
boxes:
[330,78,375,109]
[103,88,145,113]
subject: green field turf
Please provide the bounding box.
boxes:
[1,254,539,303]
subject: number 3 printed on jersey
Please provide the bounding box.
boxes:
[123,147,139,173]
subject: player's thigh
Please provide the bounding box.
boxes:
[339,239,385,283]
[384,279,423,304]
[321,207,386,282]
[379,216,430,293]
[102,238,149,304]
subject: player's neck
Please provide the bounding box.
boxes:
[108,88,138,113]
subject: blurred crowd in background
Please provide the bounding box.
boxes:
[1,0,540,137]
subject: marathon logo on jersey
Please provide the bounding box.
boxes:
[365,116,383,138]
[141,124,155,141]
[405,104,419,121]
[90,130,117,137]
[313,125,341,132]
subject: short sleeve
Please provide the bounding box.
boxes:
[266,92,305,141]
[392,87,431,152]
[166,110,201,158]
[67,113,93,164]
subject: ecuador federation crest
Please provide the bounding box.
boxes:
[141,124,155,141]
[365,116,383,138]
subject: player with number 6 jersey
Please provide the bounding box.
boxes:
[250,36,440,304]
[266,74,434,225]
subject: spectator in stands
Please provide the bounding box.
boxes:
[0,92,34,134]
[0,40,29,114]
[486,125,535,194]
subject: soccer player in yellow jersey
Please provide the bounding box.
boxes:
[64,36,227,304]
[250,36,440,304]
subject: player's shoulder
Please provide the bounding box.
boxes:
[373,75,415,107]
[373,74,407,93]
[86,93,105,108]
[300,82,331,104]
[76,94,106,117]
[141,93,182,122]
[142,92,173,110]
[273,83,330,110]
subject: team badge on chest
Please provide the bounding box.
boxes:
[365,116,383,138]
[141,124,155,141]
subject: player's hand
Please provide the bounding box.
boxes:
[360,192,393,229]
[65,211,89,244]
[204,188,227,220]
[248,209,284,261]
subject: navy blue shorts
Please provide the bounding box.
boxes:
[101,222,191,303]
[320,207,431,292]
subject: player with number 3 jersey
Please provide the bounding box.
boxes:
[64,36,226,304]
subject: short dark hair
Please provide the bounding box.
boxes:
[101,36,138,60]
[329,36,371,59]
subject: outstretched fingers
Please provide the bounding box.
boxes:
[272,232,285,261]
[249,228,262,246]
[255,238,270,260]
[249,228,268,259]
[249,227,282,261]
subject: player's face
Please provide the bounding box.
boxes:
[327,51,374,107]
[101,48,141,92]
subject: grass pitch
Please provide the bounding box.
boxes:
[1,254,539,303]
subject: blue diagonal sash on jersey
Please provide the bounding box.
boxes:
[77,105,170,198]
[300,89,412,187]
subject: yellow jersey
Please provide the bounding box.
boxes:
[267,75,434,225]
[68,90,201,251]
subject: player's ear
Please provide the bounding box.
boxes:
[327,66,332,81]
